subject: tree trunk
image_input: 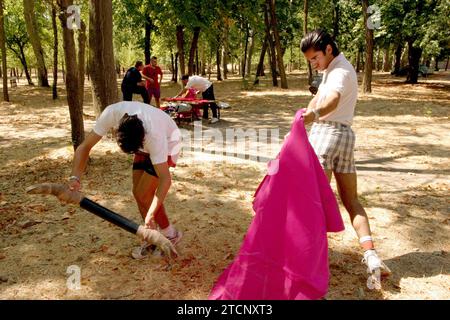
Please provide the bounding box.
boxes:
[246,30,255,76]
[267,0,288,88]
[78,21,86,107]
[201,45,206,76]
[242,25,250,78]
[303,0,312,84]
[264,4,277,87]
[445,56,449,71]
[254,35,268,85]
[222,19,229,80]
[58,0,84,150]
[88,0,118,115]
[382,44,391,72]
[434,57,438,71]
[51,4,58,99]
[216,40,222,81]
[0,0,8,101]
[174,52,179,82]
[332,0,339,40]
[170,52,176,82]
[393,43,402,75]
[61,56,65,83]
[362,0,373,93]
[144,13,151,64]
[406,40,422,84]
[195,46,199,75]
[176,25,185,76]
[188,26,200,76]
[23,0,49,87]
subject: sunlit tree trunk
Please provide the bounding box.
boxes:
[268,0,287,88]
[362,0,373,93]
[51,3,58,99]
[89,0,118,114]
[0,0,8,101]
[57,0,84,150]
[176,25,185,76]
[23,0,49,87]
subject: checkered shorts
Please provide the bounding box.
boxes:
[308,121,356,173]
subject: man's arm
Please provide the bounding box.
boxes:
[303,90,341,125]
[69,131,103,191]
[306,92,320,110]
[144,162,172,227]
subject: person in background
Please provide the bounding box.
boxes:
[176,75,219,124]
[121,61,150,104]
[143,56,163,108]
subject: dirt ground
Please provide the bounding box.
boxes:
[0,71,449,300]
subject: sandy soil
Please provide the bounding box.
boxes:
[0,71,449,300]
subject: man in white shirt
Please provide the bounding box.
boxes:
[300,29,390,285]
[176,75,219,124]
[67,101,182,259]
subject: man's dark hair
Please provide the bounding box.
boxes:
[135,60,143,68]
[301,29,340,57]
[151,56,157,60]
[117,113,145,154]
[181,75,189,81]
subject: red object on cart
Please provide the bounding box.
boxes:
[161,97,217,124]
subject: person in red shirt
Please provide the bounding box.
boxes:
[143,56,163,108]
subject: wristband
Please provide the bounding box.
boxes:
[312,109,320,122]
[68,176,80,183]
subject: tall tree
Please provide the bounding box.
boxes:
[23,0,49,87]
[188,26,201,75]
[51,2,58,99]
[362,0,374,93]
[57,0,84,150]
[89,0,118,114]
[254,35,268,85]
[0,0,8,101]
[303,0,312,84]
[267,0,288,88]
[264,2,277,87]
[176,25,186,76]
[144,13,152,64]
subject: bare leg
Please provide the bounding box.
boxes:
[132,170,169,229]
[333,172,373,249]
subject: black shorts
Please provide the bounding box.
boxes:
[132,153,158,177]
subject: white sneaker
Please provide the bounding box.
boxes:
[167,229,183,245]
[131,241,156,260]
[210,117,219,124]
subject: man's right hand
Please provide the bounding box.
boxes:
[68,178,81,192]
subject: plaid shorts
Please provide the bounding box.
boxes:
[308,121,356,173]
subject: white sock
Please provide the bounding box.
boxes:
[162,225,176,238]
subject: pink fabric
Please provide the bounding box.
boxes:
[209,109,344,300]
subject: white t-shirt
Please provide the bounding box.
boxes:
[93,101,181,165]
[316,53,358,126]
[185,76,212,92]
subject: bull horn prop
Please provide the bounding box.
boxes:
[26,183,178,258]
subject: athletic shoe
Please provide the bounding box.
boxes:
[167,229,183,245]
[210,117,219,124]
[131,241,156,260]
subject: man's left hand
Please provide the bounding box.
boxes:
[303,109,316,125]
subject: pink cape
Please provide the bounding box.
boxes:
[209,109,345,300]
